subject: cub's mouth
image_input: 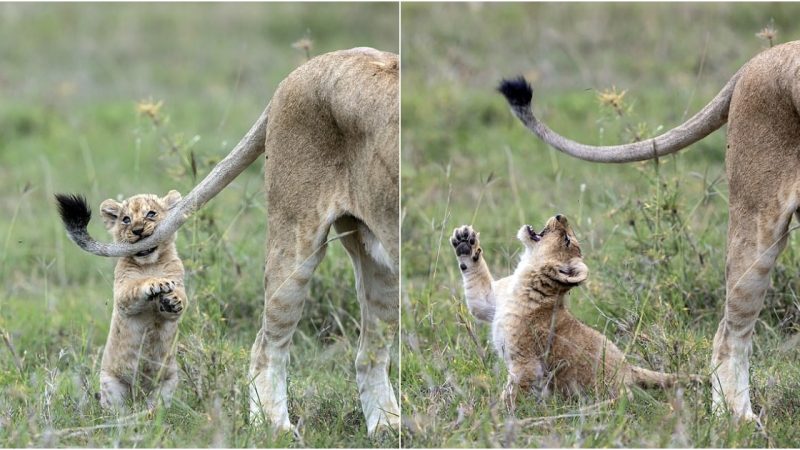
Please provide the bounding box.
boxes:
[131,233,157,257]
[525,224,541,242]
[135,246,158,257]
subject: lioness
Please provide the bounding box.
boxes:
[56,48,399,435]
[499,41,800,422]
[57,191,187,410]
[452,216,695,409]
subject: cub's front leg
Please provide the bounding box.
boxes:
[115,278,176,316]
[451,225,496,322]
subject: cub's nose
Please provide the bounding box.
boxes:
[132,227,144,236]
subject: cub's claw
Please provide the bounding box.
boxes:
[144,279,176,299]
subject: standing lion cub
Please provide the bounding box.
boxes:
[452,215,699,409]
[56,190,187,410]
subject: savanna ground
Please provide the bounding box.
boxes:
[0,3,398,447]
[401,3,800,447]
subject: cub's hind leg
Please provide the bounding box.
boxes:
[147,369,179,410]
[99,371,129,411]
[248,218,331,433]
[451,225,496,322]
[502,356,544,412]
[335,217,400,435]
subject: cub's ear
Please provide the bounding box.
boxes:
[99,199,121,230]
[553,259,588,286]
[162,190,182,209]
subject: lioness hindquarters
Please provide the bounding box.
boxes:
[248,48,399,436]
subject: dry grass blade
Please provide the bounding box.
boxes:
[42,410,150,439]
[514,399,615,427]
[1,329,23,375]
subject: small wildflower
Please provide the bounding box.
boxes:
[56,81,76,98]
[292,37,313,60]
[756,20,778,47]
[597,86,627,116]
[137,99,163,121]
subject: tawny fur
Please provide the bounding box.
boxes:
[97,190,187,411]
[56,48,399,435]
[500,40,800,422]
[453,215,700,410]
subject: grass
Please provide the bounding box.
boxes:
[400,3,800,447]
[0,3,398,447]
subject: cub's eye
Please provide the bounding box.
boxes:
[564,234,571,247]
[122,216,131,225]
[146,211,157,219]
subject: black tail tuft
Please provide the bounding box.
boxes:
[55,193,91,230]
[498,76,533,107]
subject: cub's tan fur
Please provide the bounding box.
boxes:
[56,48,399,435]
[501,41,800,422]
[97,190,186,410]
[452,216,697,409]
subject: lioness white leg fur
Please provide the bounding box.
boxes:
[336,217,400,432]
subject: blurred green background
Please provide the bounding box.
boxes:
[0,3,397,447]
[401,3,800,447]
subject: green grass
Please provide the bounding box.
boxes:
[400,3,800,447]
[0,3,398,447]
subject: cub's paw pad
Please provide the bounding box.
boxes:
[145,280,175,298]
[159,293,183,314]
[451,225,480,260]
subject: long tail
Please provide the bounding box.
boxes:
[498,68,743,163]
[55,105,270,257]
[630,366,704,389]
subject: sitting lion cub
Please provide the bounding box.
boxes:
[452,215,698,409]
[56,190,187,410]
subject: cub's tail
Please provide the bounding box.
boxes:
[630,366,704,389]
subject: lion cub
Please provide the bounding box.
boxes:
[452,215,697,409]
[59,190,187,410]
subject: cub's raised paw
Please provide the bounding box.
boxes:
[143,279,176,299]
[159,293,184,315]
[451,225,482,269]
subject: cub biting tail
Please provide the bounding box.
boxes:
[57,191,187,410]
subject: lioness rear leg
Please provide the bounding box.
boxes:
[712,198,794,421]
[451,225,495,322]
[249,223,330,434]
[336,217,400,435]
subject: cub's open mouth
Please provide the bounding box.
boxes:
[135,247,157,257]
[525,224,541,242]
